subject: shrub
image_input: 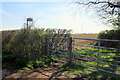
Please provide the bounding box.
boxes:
[2,28,71,69]
[2,51,54,69]
[2,30,19,51]
[97,29,120,48]
[2,51,29,69]
[3,28,71,59]
[26,55,54,69]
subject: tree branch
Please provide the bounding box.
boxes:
[88,1,120,8]
[75,1,120,8]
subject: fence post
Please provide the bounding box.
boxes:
[97,40,101,71]
[67,37,73,63]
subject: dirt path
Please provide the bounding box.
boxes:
[2,62,78,80]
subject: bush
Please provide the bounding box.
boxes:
[97,29,120,48]
[3,28,71,59]
[2,51,54,69]
[2,28,71,69]
[26,55,54,69]
[2,51,29,69]
[2,30,19,51]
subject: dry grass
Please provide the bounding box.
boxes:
[72,34,98,39]
[72,34,98,46]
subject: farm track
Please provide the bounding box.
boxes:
[2,62,79,80]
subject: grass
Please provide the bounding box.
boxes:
[3,46,120,79]
[60,62,120,80]
[50,47,120,79]
[74,47,120,70]
[61,62,96,74]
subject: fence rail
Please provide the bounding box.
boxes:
[47,37,120,76]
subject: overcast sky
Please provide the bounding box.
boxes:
[0,0,111,33]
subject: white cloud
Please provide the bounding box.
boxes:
[0,8,11,15]
[1,1,110,33]
[35,10,110,33]
[33,2,108,33]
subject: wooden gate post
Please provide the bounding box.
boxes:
[67,37,73,63]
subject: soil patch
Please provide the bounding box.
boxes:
[2,62,79,80]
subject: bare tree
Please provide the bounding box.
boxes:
[74,0,120,29]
